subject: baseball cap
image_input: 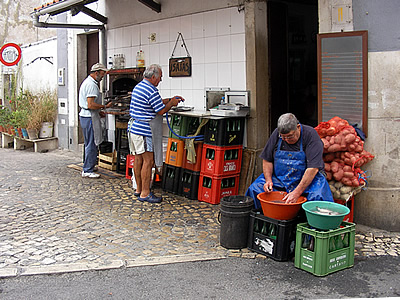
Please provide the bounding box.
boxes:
[91,63,108,72]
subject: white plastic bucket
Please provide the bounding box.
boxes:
[39,122,53,138]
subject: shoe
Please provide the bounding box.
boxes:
[93,166,98,172]
[134,192,141,197]
[138,192,162,203]
[82,171,100,178]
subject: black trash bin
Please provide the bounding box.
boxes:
[219,195,254,249]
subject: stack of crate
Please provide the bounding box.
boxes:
[162,115,203,198]
[198,117,245,205]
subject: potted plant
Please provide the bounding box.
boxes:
[25,90,58,139]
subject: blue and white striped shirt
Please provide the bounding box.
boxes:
[128,79,165,137]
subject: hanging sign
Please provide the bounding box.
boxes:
[169,32,192,77]
[0,43,22,66]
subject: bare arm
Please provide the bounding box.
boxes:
[87,97,112,110]
[157,96,184,115]
[283,167,319,203]
[262,160,274,192]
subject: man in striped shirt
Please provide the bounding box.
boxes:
[128,64,184,203]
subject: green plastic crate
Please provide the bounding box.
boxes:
[294,222,355,276]
[169,115,201,139]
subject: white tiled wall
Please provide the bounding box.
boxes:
[107,7,246,110]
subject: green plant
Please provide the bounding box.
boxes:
[26,90,58,130]
[0,105,12,127]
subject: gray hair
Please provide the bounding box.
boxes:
[143,64,162,79]
[277,113,299,134]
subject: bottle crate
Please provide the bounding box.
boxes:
[247,210,299,261]
[204,117,245,146]
[294,222,355,276]
[198,173,239,205]
[178,169,200,200]
[161,163,181,194]
[334,196,354,222]
[165,137,184,167]
[201,144,243,176]
[169,115,203,139]
[182,141,203,172]
[125,154,135,179]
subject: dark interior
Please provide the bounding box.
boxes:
[269,0,319,132]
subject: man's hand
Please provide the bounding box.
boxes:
[170,96,184,106]
[263,181,273,192]
[282,190,301,204]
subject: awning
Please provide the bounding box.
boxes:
[31,0,107,30]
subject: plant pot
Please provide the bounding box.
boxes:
[21,128,29,139]
[39,122,53,138]
[17,128,23,137]
[0,125,4,132]
[27,128,39,140]
[8,126,14,135]
[14,128,19,137]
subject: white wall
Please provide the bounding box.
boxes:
[107,7,246,110]
[21,37,58,93]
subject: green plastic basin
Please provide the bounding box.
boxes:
[302,201,350,230]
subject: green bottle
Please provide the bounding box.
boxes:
[342,233,349,248]
[269,224,276,239]
[329,237,336,252]
[302,234,310,249]
[261,222,268,235]
[335,235,344,250]
[254,220,260,233]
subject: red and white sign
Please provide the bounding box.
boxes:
[0,43,22,66]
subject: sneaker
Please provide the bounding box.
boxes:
[82,171,100,178]
[138,192,162,203]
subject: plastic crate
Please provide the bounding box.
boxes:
[198,173,239,205]
[334,196,354,222]
[169,115,203,139]
[294,222,355,276]
[201,144,243,176]
[178,169,200,200]
[182,141,203,172]
[165,138,184,167]
[125,154,135,179]
[247,210,299,261]
[161,163,181,194]
[204,117,245,146]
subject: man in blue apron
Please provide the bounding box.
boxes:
[246,113,333,209]
[128,64,184,203]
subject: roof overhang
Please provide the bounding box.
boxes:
[31,0,107,30]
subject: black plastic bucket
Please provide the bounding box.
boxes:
[219,195,254,249]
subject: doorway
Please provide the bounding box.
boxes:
[268,0,319,130]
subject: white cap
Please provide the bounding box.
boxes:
[90,63,108,72]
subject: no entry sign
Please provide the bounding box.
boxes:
[0,43,22,66]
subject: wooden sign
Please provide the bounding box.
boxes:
[169,56,192,77]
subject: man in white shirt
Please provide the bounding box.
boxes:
[78,63,112,178]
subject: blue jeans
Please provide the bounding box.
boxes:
[80,116,97,173]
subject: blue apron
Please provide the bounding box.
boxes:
[246,125,333,209]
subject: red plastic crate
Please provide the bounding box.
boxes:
[182,141,203,172]
[126,154,135,179]
[165,138,184,167]
[198,173,240,205]
[201,144,243,176]
[334,196,354,222]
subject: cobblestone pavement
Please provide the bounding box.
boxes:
[0,148,399,277]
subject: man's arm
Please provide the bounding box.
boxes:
[87,97,112,110]
[157,96,184,115]
[263,160,274,192]
[283,167,319,203]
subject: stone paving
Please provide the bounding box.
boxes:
[0,147,399,277]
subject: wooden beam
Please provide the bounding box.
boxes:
[138,0,161,13]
